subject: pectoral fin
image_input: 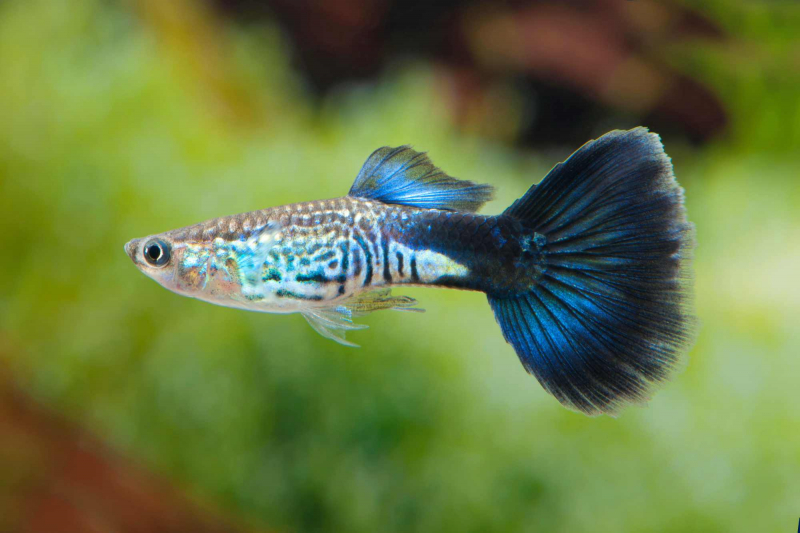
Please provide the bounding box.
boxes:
[302,289,424,347]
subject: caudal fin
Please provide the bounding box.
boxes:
[489,128,695,416]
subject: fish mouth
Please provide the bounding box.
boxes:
[124,239,140,262]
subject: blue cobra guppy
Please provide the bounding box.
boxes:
[125,127,695,415]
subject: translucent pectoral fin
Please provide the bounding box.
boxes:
[301,289,424,347]
[302,308,367,347]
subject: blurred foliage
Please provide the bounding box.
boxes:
[0,0,799,532]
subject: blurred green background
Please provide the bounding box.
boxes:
[1,0,799,531]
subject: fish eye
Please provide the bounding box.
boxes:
[143,239,171,267]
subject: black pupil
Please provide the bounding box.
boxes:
[146,244,161,261]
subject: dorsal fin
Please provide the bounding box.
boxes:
[348,146,494,212]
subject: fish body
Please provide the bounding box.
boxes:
[133,198,542,312]
[126,128,696,415]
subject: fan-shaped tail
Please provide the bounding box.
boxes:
[489,128,695,416]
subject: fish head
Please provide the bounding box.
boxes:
[125,218,292,310]
[124,233,212,297]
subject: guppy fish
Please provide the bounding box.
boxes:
[125,128,695,415]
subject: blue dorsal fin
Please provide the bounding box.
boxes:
[348,146,494,212]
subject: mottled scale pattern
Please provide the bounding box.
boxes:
[162,197,546,313]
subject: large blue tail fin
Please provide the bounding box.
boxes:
[489,128,695,416]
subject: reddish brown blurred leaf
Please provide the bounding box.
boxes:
[217,0,729,145]
[0,365,268,533]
